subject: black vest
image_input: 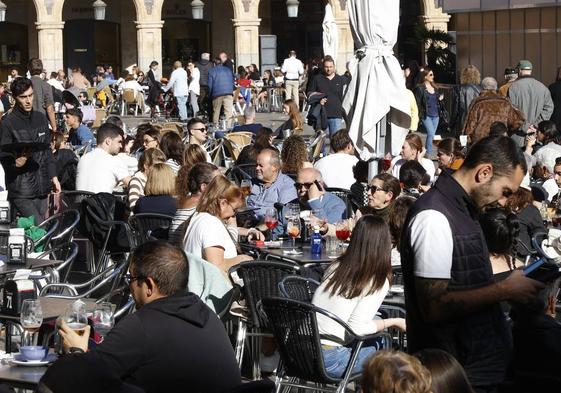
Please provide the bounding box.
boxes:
[401,171,511,387]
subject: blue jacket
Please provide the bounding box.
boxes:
[208,66,235,98]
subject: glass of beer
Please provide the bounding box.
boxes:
[20,299,43,346]
[63,301,88,337]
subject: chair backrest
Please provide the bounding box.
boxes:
[92,109,105,129]
[129,213,174,244]
[60,191,95,212]
[310,132,326,162]
[225,164,257,185]
[50,209,81,248]
[278,275,320,303]
[86,87,97,101]
[226,132,253,149]
[229,261,300,329]
[260,297,339,384]
[122,89,136,104]
[325,187,354,218]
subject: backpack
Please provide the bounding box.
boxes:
[79,193,131,253]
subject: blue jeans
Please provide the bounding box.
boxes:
[176,95,188,121]
[322,337,384,378]
[422,116,439,155]
[326,117,343,136]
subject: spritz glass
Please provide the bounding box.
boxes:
[284,218,302,255]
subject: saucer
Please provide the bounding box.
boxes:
[9,353,57,367]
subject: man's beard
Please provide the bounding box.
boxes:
[256,174,264,181]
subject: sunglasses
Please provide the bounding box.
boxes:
[294,182,314,190]
[367,185,387,194]
[124,273,146,285]
[191,127,207,132]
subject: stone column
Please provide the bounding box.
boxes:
[136,20,164,72]
[335,18,353,74]
[233,18,261,68]
[420,1,450,31]
[36,21,65,72]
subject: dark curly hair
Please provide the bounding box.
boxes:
[281,135,309,175]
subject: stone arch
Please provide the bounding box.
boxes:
[419,0,450,31]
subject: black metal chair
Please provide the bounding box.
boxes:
[29,215,60,252]
[28,242,79,293]
[58,191,95,212]
[325,187,355,218]
[278,275,320,303]
[129,213,174,244]
[47,209,81,248]
[260,297,392,393]
[228,261,301,380]
[226,164,257,185]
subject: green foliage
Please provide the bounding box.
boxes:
[410,25,457,84]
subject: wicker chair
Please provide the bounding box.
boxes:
[278,275,320,303]
[129,213,174,244]
[228,261,301,380]
[260,297,392,393]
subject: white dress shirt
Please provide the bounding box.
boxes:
[164,67,189,97]
[281,57,304,80]
[189,67,201,96]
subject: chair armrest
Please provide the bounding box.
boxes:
[39,283,79,297]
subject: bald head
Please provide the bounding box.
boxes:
[297,168,322,183]
[174,61,183,69]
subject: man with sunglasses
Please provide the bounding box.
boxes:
[288,168,346,226]
[187,117,212,162]
[58,241,241,393]
[401,135,544,392]
[542,156,561,204]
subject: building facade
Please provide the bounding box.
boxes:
[442,0,561,84]
[0,0,449,80]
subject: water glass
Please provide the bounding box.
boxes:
[92,302,115,342]
[326,236,339,259]
[20,299,43,346]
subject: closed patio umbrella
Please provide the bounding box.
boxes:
[322,3,338,63]
[342,0,411,159]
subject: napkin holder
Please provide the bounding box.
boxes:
[2,279,36,316]
[8,228,27,265]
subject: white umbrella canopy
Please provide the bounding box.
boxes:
[342,0,411,159]
[322,4,338,63]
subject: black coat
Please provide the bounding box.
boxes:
[95,294,241,393]
[306,92,328,131]
[53,148,78,191]
[0,106,56,199]
[549,80,561,132]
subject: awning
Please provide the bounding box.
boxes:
[343,0,411,159]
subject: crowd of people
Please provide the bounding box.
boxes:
[2,48,561,393]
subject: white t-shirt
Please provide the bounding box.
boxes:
[312,264,390,346]
[408,210,453,279]
[117,153,139,176]
[314,153,359,190]
[391,156,436,184]
[76,148,129,193]
[183,212,237,260]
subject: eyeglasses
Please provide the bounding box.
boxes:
[367,185,386,194]
[294,182,314,190]
[124,273,146,285]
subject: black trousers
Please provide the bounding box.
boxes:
[11,197,48,225]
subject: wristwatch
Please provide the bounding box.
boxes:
[69,347,85,354]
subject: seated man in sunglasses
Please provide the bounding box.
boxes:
[282,168,347,230]
[56,241,241,393]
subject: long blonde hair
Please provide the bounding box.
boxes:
[285,99,304,130]
[196,175,243,218]
[144,163,176,196]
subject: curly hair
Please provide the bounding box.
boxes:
[281,135,309,175]
[460,65,481,85]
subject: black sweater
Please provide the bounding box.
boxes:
[95,294,241,393]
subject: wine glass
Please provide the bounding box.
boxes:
[335,221,350,249]
[264,208,279,241]
[240,180,252,199]
[63,301,88,338]
[284,203,300,221]
[20,299,43,346]
[285,218,302,255]
[92,302,114,342]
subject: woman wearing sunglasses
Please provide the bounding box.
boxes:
[356,173,401,223]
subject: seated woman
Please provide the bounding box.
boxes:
[256,70,274,108]
[312,215,406,378]
[51,132,78,191]
[169,162,220,246]
[184,144,209,172]
[436,137,465,176]
[357,173,401,222]
[128,148,166,210]
[479,207,524,279]
[133,163,177,216]
[120,74,146,112]
[390,134,435,183]
[281,135,312,177]
[274,99,304,139]
[388,196,416,267]
[506,187,546,258]
[236,128,274,167]
[160,131,184,175]
[183,176,262,274]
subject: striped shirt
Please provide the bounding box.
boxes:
[168,207,197,246]
[166,159,181,175]
[128,171,147,210]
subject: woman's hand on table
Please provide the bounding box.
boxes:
[247,228,265,241]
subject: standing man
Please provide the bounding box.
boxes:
[196,53,213,117]
[76,123,131,193]
[163,61,189,122]
[0,77,60,224]
[28,58,57,132]
[307,55,348,136]
[208,57,235,127]
[219,52,234,71]
[281,50,304,107]
[401,136,544,392]
[508,60,554,136]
